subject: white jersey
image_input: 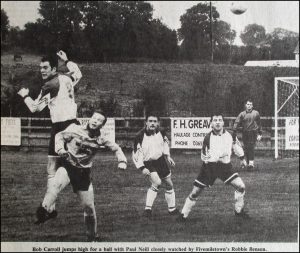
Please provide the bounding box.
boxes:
[201,130,244,164]
[132,129,170,170]
[24,61,82,123]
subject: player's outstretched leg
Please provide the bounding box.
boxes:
[230,177,250,219]
[177,185,203,221]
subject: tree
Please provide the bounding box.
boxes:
[240,24,266,46]
[7,26,22,48]
[178,2,235,61]
[1,9,9,42]
[13,1,178,61]
[266,28,299,60]
[23,20,50,53]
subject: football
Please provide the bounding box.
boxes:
[230,2,247,15]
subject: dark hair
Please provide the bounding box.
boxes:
[210,113,224,122]
[145,112,160,121]
[93,109,107,126]
[245,98,253,104]
[41,55,58,69]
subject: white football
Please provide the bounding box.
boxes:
[230,2,247,15]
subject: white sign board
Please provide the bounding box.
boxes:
[78,118,115,143]
[285,117,299,150]
[171,117,211,149]
[1,117,21,146]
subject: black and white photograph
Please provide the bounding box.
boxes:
[1,1,299,252]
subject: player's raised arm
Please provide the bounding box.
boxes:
[57,50,82,86]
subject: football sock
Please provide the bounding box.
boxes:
[84,212,97,239]
[165,189,176,212]
[234,190,245,213]
[181,196,197,218]
[249,160,254,166]
[145,186,158,210]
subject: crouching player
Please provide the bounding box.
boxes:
[132,113,179,217]
[178,113,250,221]
[35,110,127,241]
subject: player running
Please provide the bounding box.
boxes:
[35,110,127,241]
[17,50,82,218]
[132,112,179,217]
[178,112,250,221]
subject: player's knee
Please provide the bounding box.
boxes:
[190,187,201,199]
[150,176,162,188]
[83,203,95,215]
[236,181,245,193]
[47,157,59,176]
[164,178,174,191]
[151,181,161,189]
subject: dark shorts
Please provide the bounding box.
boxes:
[62,160,92,193]
[48,119,80,156]
[194,162,238,188]
[242,130,257,146]
[144,156,171,179]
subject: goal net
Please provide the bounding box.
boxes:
[274,77,299,159]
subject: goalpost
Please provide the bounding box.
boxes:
[274,77,299,159]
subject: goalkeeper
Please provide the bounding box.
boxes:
[177,113,250,221]
[233,99,262,170]
[35,110,127,242]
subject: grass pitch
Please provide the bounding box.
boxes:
[1,150,299,242]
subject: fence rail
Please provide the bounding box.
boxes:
[15,116,282,152]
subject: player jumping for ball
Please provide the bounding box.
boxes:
[17,50,82,220]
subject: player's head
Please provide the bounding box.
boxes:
[40,55,58,80]
[210,113,224,132]
[245,99,253,111]
[145,112,160,132]
[88,110,107,131]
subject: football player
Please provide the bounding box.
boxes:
[17,50,82,216]
[233,99,262,170]
[132,112,179,217]
[177,112,250,221]
[35,110,127,241]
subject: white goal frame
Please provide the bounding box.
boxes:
[274,76,299,159]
